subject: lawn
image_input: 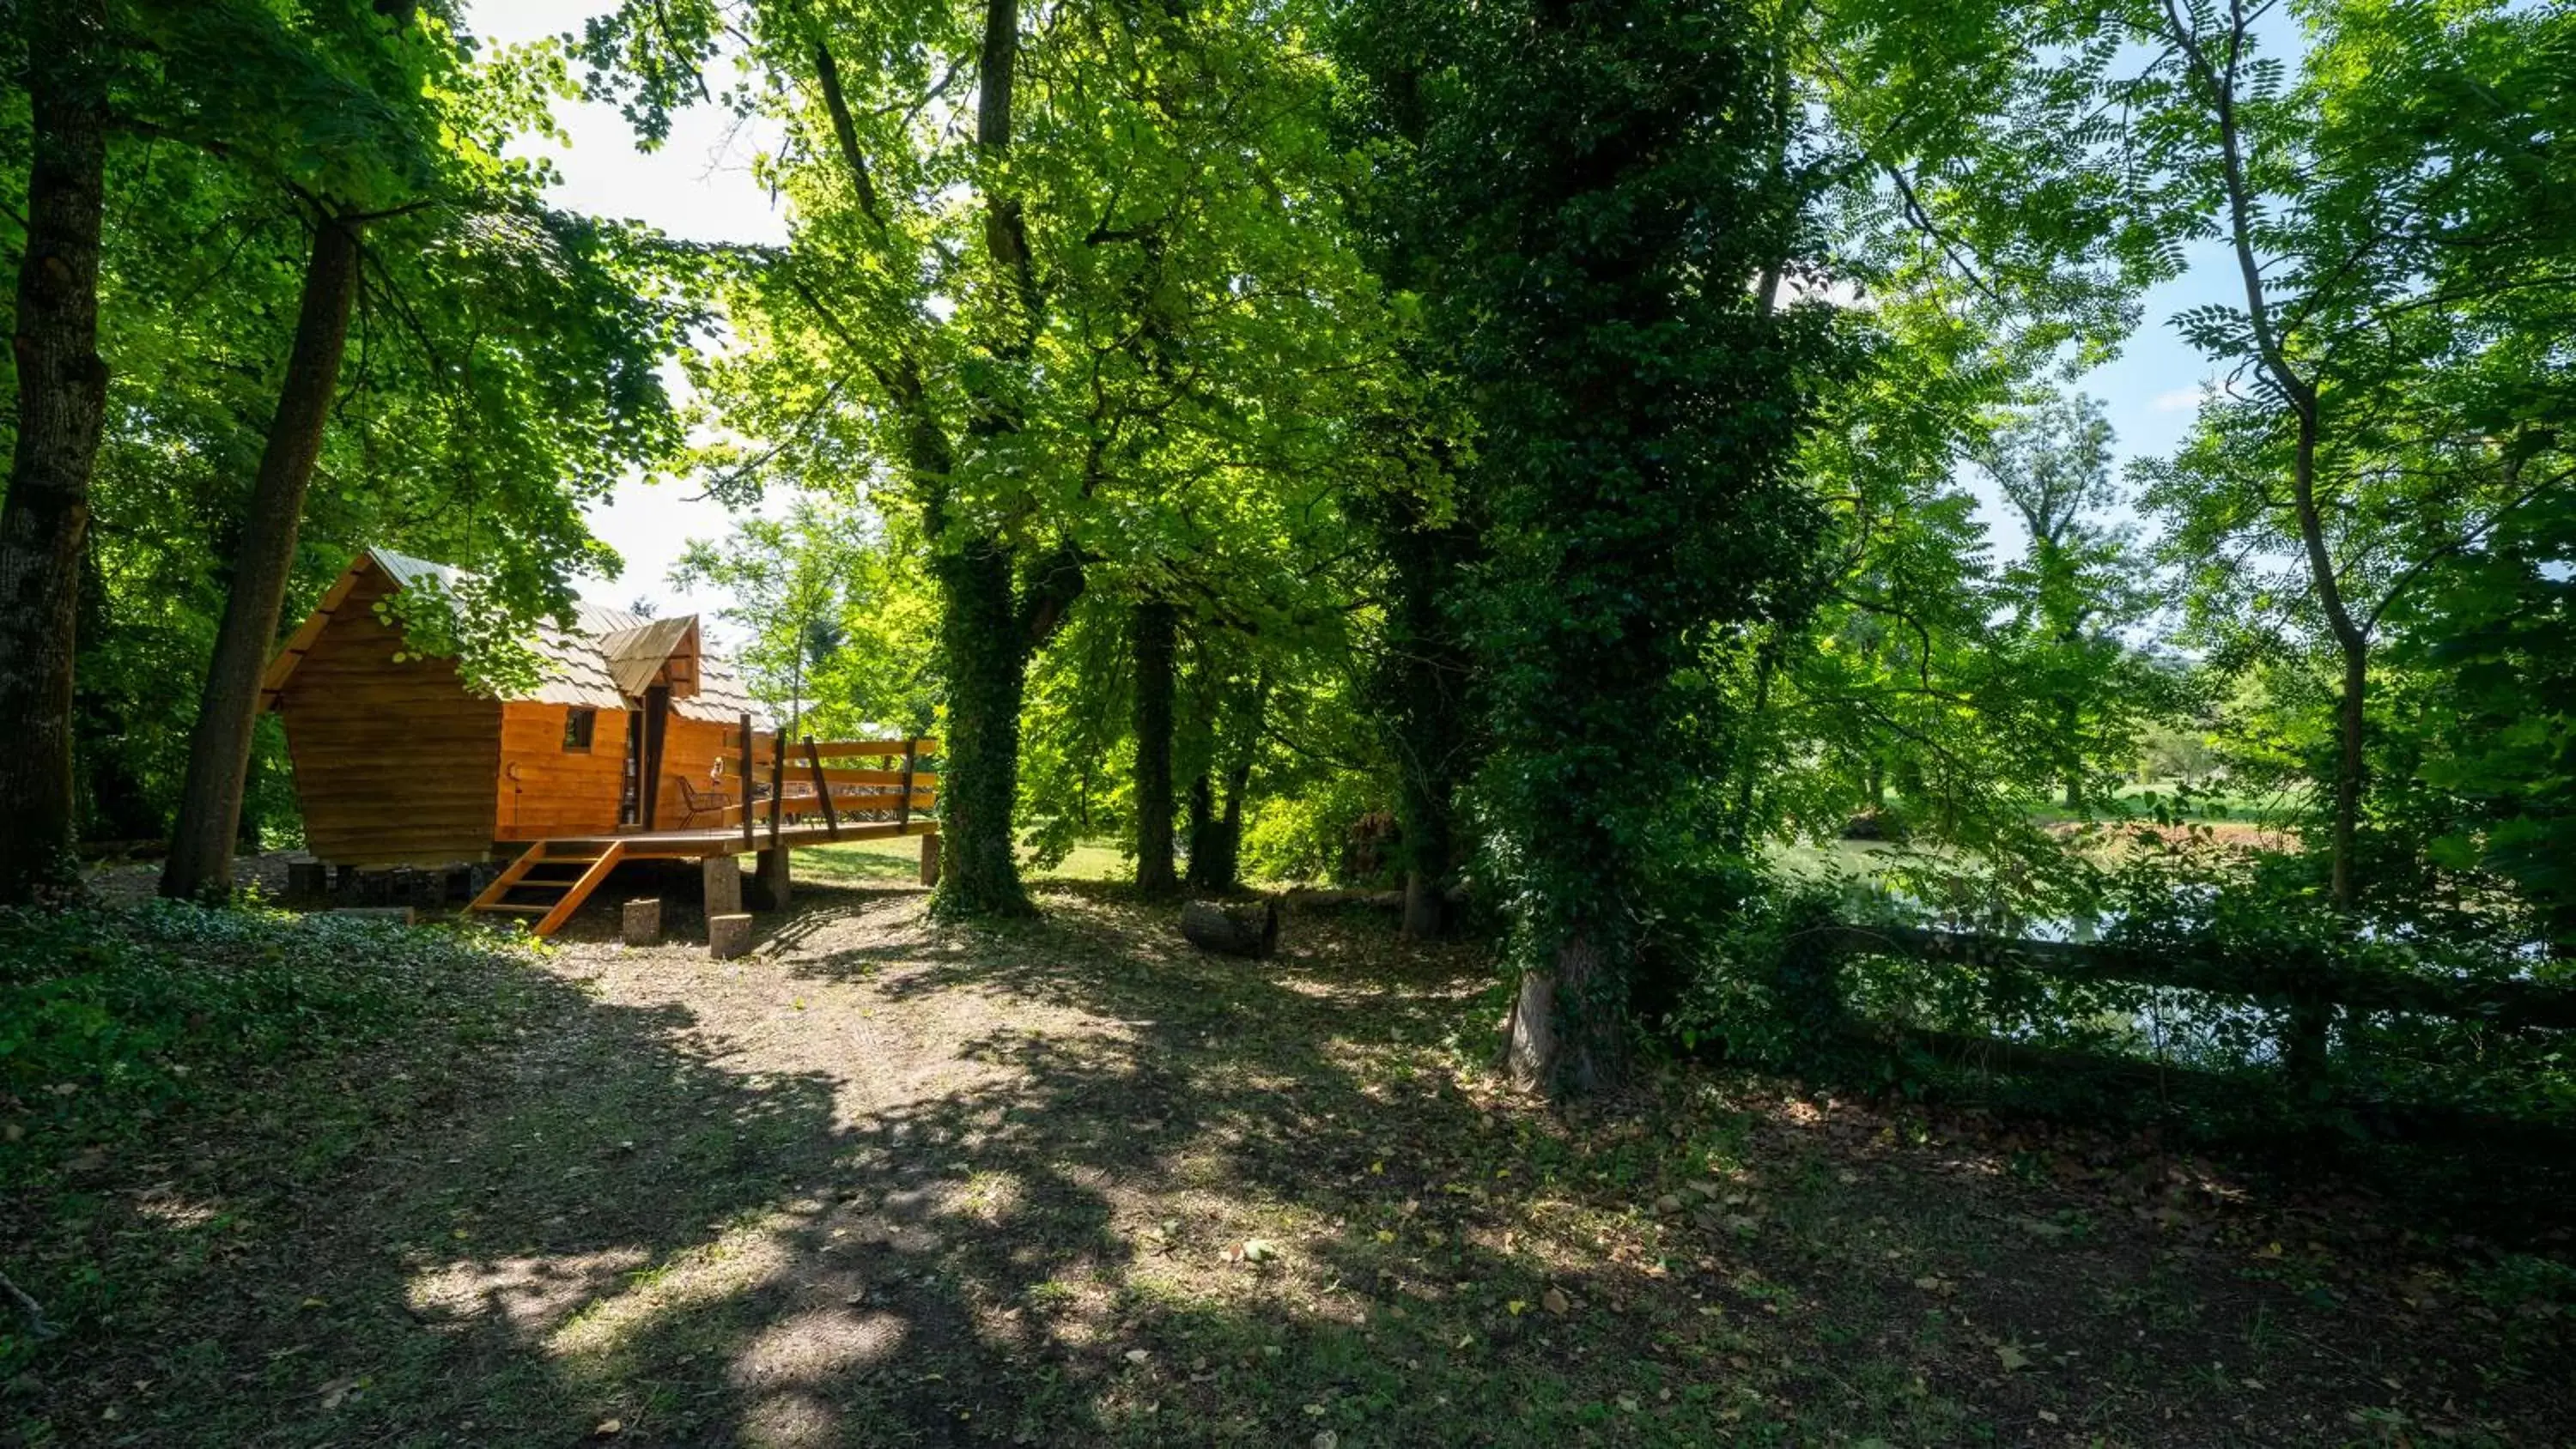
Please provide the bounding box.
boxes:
[800,836,1134,887]
[6,882,2571,1446]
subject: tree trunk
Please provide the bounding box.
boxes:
[0,0,111,905]
[1382,513,1475,938]
[1131,597,1178,896]
[1186,769,1244,894]
[2281,412,2368,912]
[1401,866,1444,940]
[1210,758,1248,887]
[1504,930,1618,1095]
[2061,694,2083,811]
[931,535,1036,917]
[1185,676,1261,894]
[2183,10,2363,913]
[162,215,364,899]
[2330,640,2366,908]
[1184,770,1215,882]
[923,0,1049,919]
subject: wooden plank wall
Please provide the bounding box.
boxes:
[279,567,503,866]
[498,701,629,837]
[651,714,739,828]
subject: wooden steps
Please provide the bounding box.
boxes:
[465,840,629,937]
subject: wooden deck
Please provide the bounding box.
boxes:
[468,734,945,937]
[492,819,937,858]
[469,820,941,937]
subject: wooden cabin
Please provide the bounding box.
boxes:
[259,549,766,868]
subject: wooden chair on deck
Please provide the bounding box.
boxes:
[672,776,741,828]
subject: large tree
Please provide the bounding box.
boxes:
[148,4,690,894]
[0,0,112,903]
[2123,0,2576,908]
[587,0,1368,915]
[1346,0,1841,1091]
[1978,391,2158,810]
[159,3,477,895]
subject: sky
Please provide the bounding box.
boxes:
[468,0,791,631]
[467,0,2246,614]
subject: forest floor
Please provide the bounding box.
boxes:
[8,872,2574,1447]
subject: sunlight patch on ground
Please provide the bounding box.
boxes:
[129,1191,222,1231]
[549,1212,803,1360]
[728,1305,909,1387]
[409,1247,654,1335]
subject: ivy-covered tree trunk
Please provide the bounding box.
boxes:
[1347,0,1830,1093]
[163,215,363,899]
[1380,508,1477,939]
[933,535,1036,918]
[0,0,111,906]
[1132,597,1179,896]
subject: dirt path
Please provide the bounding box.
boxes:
[16,876,2573,1446]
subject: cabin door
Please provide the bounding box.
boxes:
[624,688,671,828]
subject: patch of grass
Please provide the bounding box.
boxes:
[6,885,2570,1447]
[2,901,559,1425]
[802,835,1133,886]
[0,900,537,1190]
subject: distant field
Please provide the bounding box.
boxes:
[2032,779,2308,826]
[801,834,1132,885]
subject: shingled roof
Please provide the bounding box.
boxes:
[260,549,764,724]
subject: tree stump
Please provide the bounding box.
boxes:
[623,898,662,948]
[1179,899,1280,959]
[708,912,754,961]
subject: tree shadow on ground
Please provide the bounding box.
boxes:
[16,881,2574,1447]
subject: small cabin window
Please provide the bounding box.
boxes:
[563,707,597,753]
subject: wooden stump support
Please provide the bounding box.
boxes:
[1180,899,1280,959]
[702,856,743,919]
[708,912,753,960]
[756,846,792,912]
[623,898,662,947]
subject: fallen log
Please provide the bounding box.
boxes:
[1181,899,1280,959]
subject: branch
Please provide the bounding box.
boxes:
[1880,161,2009,310]
[2362,461,2576,637]
[2,1268,61,1341]
[1017,540,1090,649]
[810,40,887,233]
[2157,0,2311,417]
[975,0,1042,343]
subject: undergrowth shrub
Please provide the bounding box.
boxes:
[0,900,535,1185]
[1,901,542,1374]
[1659,833,2576,1149]
[1655,867,1858,1070]
[1242,772,1398,887]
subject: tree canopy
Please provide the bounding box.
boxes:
[6,0,2573,1082]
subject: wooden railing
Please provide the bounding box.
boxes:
[734,716,939,848]
[1800,923,2576,1085]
